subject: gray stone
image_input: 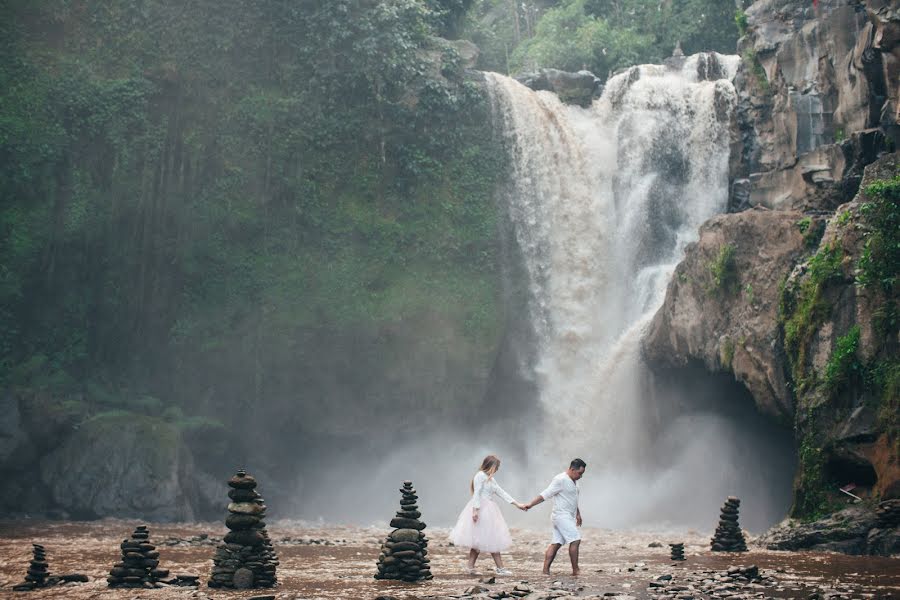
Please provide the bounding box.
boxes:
[233,567,254,589]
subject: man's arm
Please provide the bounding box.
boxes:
[524,495,545,510]
[576,507,582,527]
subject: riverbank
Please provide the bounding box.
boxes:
[0,520,897,599]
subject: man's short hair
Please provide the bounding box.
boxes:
[570,458,587,470]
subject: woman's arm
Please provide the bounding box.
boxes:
[492,479,516,505]
[472,472,486,518]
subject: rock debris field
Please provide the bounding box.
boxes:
[0,520,897,599]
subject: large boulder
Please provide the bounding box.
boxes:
[643,207,812,421]
[516,69,602,107]
[40,413,201,520]
[758,505,882,554]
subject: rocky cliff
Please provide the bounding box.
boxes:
[644,0,899,554]
[731,0,897,211]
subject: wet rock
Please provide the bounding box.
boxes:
[374,481,432,582]
[107,525,181,588]
[516,68,603,107]
[39,414,202,520]
[208,469,278,589]
[711,497,748,552]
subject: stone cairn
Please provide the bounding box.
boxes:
[711,496,747,552]
[12,544,50,591]
[12,544,88,591]
[669,542,685,561]
[374,480,433,582]
[209,469,278,589]
[107,525,167,588]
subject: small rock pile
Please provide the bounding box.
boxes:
[875,499,900,528]
[710,496,747,552]
[668,542,685,561]
[647,564,774,599]
[374,480,432,582]
[209,469,279,589]
[12,544,50,591]
[107,525,169,588]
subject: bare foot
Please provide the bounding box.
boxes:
[542,569,551,575]
[571,569,581,576]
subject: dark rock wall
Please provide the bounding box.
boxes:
[645,0,899,553]
[732,0,898,211]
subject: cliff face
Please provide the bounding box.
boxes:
[731,0,897,211]
[643,208,812,422]
[645,0,899,554]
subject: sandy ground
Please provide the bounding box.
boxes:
[0,520,897,599]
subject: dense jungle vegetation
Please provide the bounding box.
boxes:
[0,0,740,450]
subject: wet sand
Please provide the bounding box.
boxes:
[0,520,897,599]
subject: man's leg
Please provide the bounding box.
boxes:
[542,543,562,574]
[568,540,581,576]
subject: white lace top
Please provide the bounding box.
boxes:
[472,470,517,508]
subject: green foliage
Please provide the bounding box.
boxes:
[734,10,748,37]
[511,0,654,77]
[794,424,842,521]
[837,208,852,227]
[796,216,825,248]
[720,337,735,370]
[856,175,900,293]
[0,1,507,430]
[821,326,861,396]
[866,357,900,430]
[744,283,755,305]
[427,0,476,37]
[475,0,739,78]
[742,49,769,93]
[780,243,845,394]
[706,243,739,295]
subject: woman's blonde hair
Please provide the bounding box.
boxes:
[470,454,501,494]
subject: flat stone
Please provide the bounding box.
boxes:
[228,471,258,490]
[390,529,421,543]
[390,517,425,529]
[228,501,266,515]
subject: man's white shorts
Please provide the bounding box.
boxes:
[551,516,581,545]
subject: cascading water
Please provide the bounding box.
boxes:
[486,55,795,531]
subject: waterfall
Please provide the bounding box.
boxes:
[485,55,794,530]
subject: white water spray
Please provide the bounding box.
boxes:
[485,56,793,530]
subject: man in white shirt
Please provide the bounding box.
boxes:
[524,458,586,575]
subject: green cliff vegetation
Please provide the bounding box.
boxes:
[0,1,508,441]
[462,0,740,76]
[781,170,900,520]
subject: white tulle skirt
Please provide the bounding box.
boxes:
[448,497,512,553]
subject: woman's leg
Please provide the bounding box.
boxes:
[467,548,479,569]
[491,552,504,568]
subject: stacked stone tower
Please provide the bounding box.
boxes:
[711,496,747,552]
[209,469,278,589]
[107,525,168,588]
[669,542,685,561]
[12,544,50,591]
[374,480,432,582]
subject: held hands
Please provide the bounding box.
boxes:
[472,508,479,523]
[576,514,583,527]
[514,502,529,512]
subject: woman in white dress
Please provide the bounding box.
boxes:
[449,455,527,575]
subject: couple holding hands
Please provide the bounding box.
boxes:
[449,455,587,576]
